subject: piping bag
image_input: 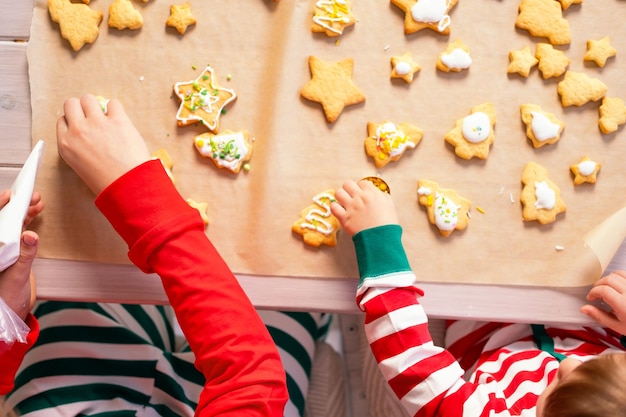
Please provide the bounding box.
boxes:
[0,140,45,346]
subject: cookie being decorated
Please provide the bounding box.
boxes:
[391,0,458,35]
[520,104,565,148]
[570,156,600,186]
[390,52,421,83]
[436,39,472,73]
[444,102,496,160]
[520,162,566,224]
[108,0,143,31]
[173,66,237,132]
[292,190,340,247]
[166,2,196,35]
[365,121,423,168]
[515,0,571,45]
[417,179,471,237]
[300,56,366,123]
[535,43,570,79]
[48,0,104,51]
[557,71,607,107]
[194,130,253,174]
[507,46,538,78]
[598,96,626,134]
[311,0,356,37]
[584,36,617,68]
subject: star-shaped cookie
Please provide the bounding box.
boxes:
[311,0,356,37]
[520,162,566,225]
[535,43,570,79]
[444,102,496,160]
[417,179,471,238]
[300,56,366,123]
[584,36,617,68]
[48,0,104,51]
[557,71,607,107]
[598,96,626,134]
[166,2,197,35]
[507,46,538,78]
[570,156,601,186]
[108,0,143,31]
[556,0,582,10]
[515,0,571,45]
[390,52,421,83]
[391,0,458,35]
[173,66,237,132]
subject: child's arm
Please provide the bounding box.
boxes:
[582,270,626,338]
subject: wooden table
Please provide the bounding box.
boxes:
[2,0,624,327]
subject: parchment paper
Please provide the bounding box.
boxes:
[27,0,626,286]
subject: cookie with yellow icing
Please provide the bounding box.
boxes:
[292,190,340,247]
[436,39,472,73]
[598,96,626,134]
[365,121,423,168]
[173,66,237,132]
[390,52,421,83]
[535,43,570,79]
[557,71,607,107]
[194,130,253,174]
[570,156,601,186]
[520,162,566,224]
[507,46,538,78]
[390,0,458,35]
[444,102,496,160]
[417,179,471,238]
[520,104,565,148]
[311,0,356,37]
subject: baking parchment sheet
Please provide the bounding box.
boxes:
[28,0,626,286]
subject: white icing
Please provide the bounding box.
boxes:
[313,0,352,35]
[534,181,555,210]
[300,192,336,235]
[434,193,459,231]
[411,0,451,32]
[395,61,411,75]
[461,112,491,143]
[531,111,560,141]
[578,160,597,176]
[375,122,415,158]
[195,131,249,171]
[441,48,472,70]
[417,186,432,196]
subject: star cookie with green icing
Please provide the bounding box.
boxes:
[173,66,237,132]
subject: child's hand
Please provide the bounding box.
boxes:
[581,270,626,336]
[331,179,399,237]
[56,94,151,195]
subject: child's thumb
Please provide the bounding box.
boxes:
[19,231,39,266]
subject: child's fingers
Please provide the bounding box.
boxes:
[330,201,346,224]
[580,304,620,330]
[586,283,623,309]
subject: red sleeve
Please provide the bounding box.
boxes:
[0,314,39,395]
[95,160,288,417]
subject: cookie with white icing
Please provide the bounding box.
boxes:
[365,121,423,168]
[520,162,566,224]
[570,156,601,186]
[436,39,472,73]
[390,0,458,35]
[417,179,471,237]
[520,104,565,148]
[444,102,496,160]
[311,0,356,37]
[292,190,340,247]
[194,130,253,174]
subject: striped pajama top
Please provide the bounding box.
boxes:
[353,225,626,417]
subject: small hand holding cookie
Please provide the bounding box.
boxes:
[0,189,43,321]
[57,94,151,195]
[581,270,626,336]
[331,179,398,237]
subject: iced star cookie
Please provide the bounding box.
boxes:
[515,0,571,45]
[365,121,423,168]
[300,56,366,123]
[520,104,565,148]
[417,179,471,237]
[520,162,566,224]
[436,39,472,73]
[598,96,626,134]
[535,43,570,79]
[507,46,538,78]
[311,0,356,37]
[166,2,196,35]
[194,130,253,174]
[584,36,617,68]
[557,71,607,107]
[570,156,600,186]
[173,66,237,132]
[292,190,340,247]
[48,0,104,51]
[444,102,496,160]
[108,0,143,30]
[390,52,421,83]
[390,0,458,35]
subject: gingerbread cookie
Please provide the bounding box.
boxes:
[48,0,104,51]
[556,0,582,10]
[417,179,471,237]
[311,0,356,37]
[584,36,617,68]
[598,96,626,134]
[535,43,570,79]
[151,148,175,183]
[186,199,209,225]
[166,2,196,35]
[108,0,143,31]
[173,66,237,132]
[520,162,566,224]
[292,190,340,247]
[390,52,421,83]
[507,46,538,78]
[444,102,496,160]
[436,39,472,73]
[300,56,366,123]
[520,104,565,148]
[557,71,607,107]
[515,0,570,45]
[194,130,253,174]
[391,0,458,35]
[570,156,600,186]
[365,121,423,168]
